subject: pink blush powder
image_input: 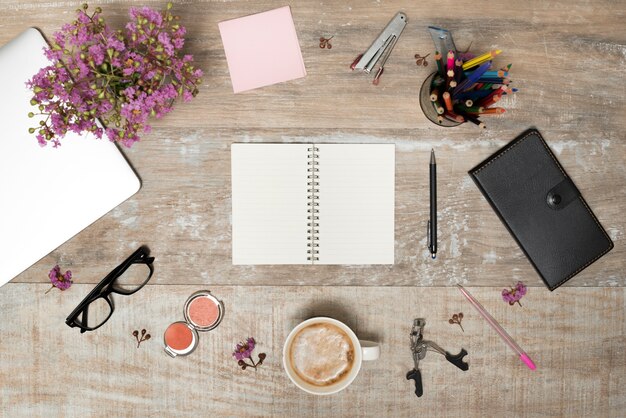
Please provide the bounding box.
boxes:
[188,296,219,327]
[165,322,193,351]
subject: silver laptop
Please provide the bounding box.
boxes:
[0,28,141,286]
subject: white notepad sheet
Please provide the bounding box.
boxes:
[231,144,395,264]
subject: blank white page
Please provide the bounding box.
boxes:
[316,144,395,264]
[231,144,309,264]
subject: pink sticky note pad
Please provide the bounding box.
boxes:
[219,6,306,93]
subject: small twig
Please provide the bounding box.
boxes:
[448,313,464,332]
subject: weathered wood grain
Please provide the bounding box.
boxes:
[8,125,624,287]
[0,284,624,417]
[0,0,623,287]
[0,0,624,416]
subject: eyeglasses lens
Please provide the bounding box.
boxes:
[111,262,152,294]
[76,296,112,329]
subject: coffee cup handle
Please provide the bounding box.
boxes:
[359,340,380,361]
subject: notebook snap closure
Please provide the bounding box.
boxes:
[546,177,579,210]
[549,194,561,205]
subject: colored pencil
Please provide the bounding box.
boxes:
[444,111,465,123]
[432,75,446,87]
[446,50,455,76]
[442,92,453,112]
[465,114,486,129]
[435,52,444,77]
[454,89,494,102]
[462,49,501,70]
[453,62,492,95]
[454,59,463,84]
[479,92,503,108]
[432,101,445,115]
[457,105,484,114]
[468,70,508,79]
[479,107,506,115]
[477,77,510,84]
[477,86,506,104]
[430,89,439,102]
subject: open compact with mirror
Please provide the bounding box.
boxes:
[163,290,225,357]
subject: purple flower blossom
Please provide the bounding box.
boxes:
[47,265,73,293]
[233,337,256,361]
[502,281,527,306]
[88,44,105,65]
[232,337,266,371]
[26,2,201,148]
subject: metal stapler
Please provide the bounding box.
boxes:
[350,12,407,85]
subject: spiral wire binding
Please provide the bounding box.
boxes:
[307,146,320,262]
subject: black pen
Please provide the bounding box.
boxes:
[428,149,437,259]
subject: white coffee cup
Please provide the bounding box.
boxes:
[282,317,380,395]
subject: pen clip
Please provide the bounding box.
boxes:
[426,220,431,250]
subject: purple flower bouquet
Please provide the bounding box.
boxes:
[26,3,202,148]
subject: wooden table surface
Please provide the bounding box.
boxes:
[0,0,624,416]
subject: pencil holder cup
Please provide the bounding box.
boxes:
[419,72,462,127]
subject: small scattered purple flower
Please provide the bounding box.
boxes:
[46,265,73,293]
[233,337,256,361]
[502,281,527,307]
[232,337,266,370]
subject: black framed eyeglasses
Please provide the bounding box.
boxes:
[66,246,154,333]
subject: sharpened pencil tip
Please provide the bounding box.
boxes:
[430,149,436,164]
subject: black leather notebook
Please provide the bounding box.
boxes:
[469,129,613,290]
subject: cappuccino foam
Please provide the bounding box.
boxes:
[289,323,355,387]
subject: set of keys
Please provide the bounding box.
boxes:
[350,12,407,85]
[407,318,469,397]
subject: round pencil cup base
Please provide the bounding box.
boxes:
[419,72,462,127]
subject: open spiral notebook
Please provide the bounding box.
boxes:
[231,144,395,264]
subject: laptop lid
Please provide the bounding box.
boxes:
[0,28,141,286]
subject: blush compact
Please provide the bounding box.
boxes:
[163,290,225,357]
